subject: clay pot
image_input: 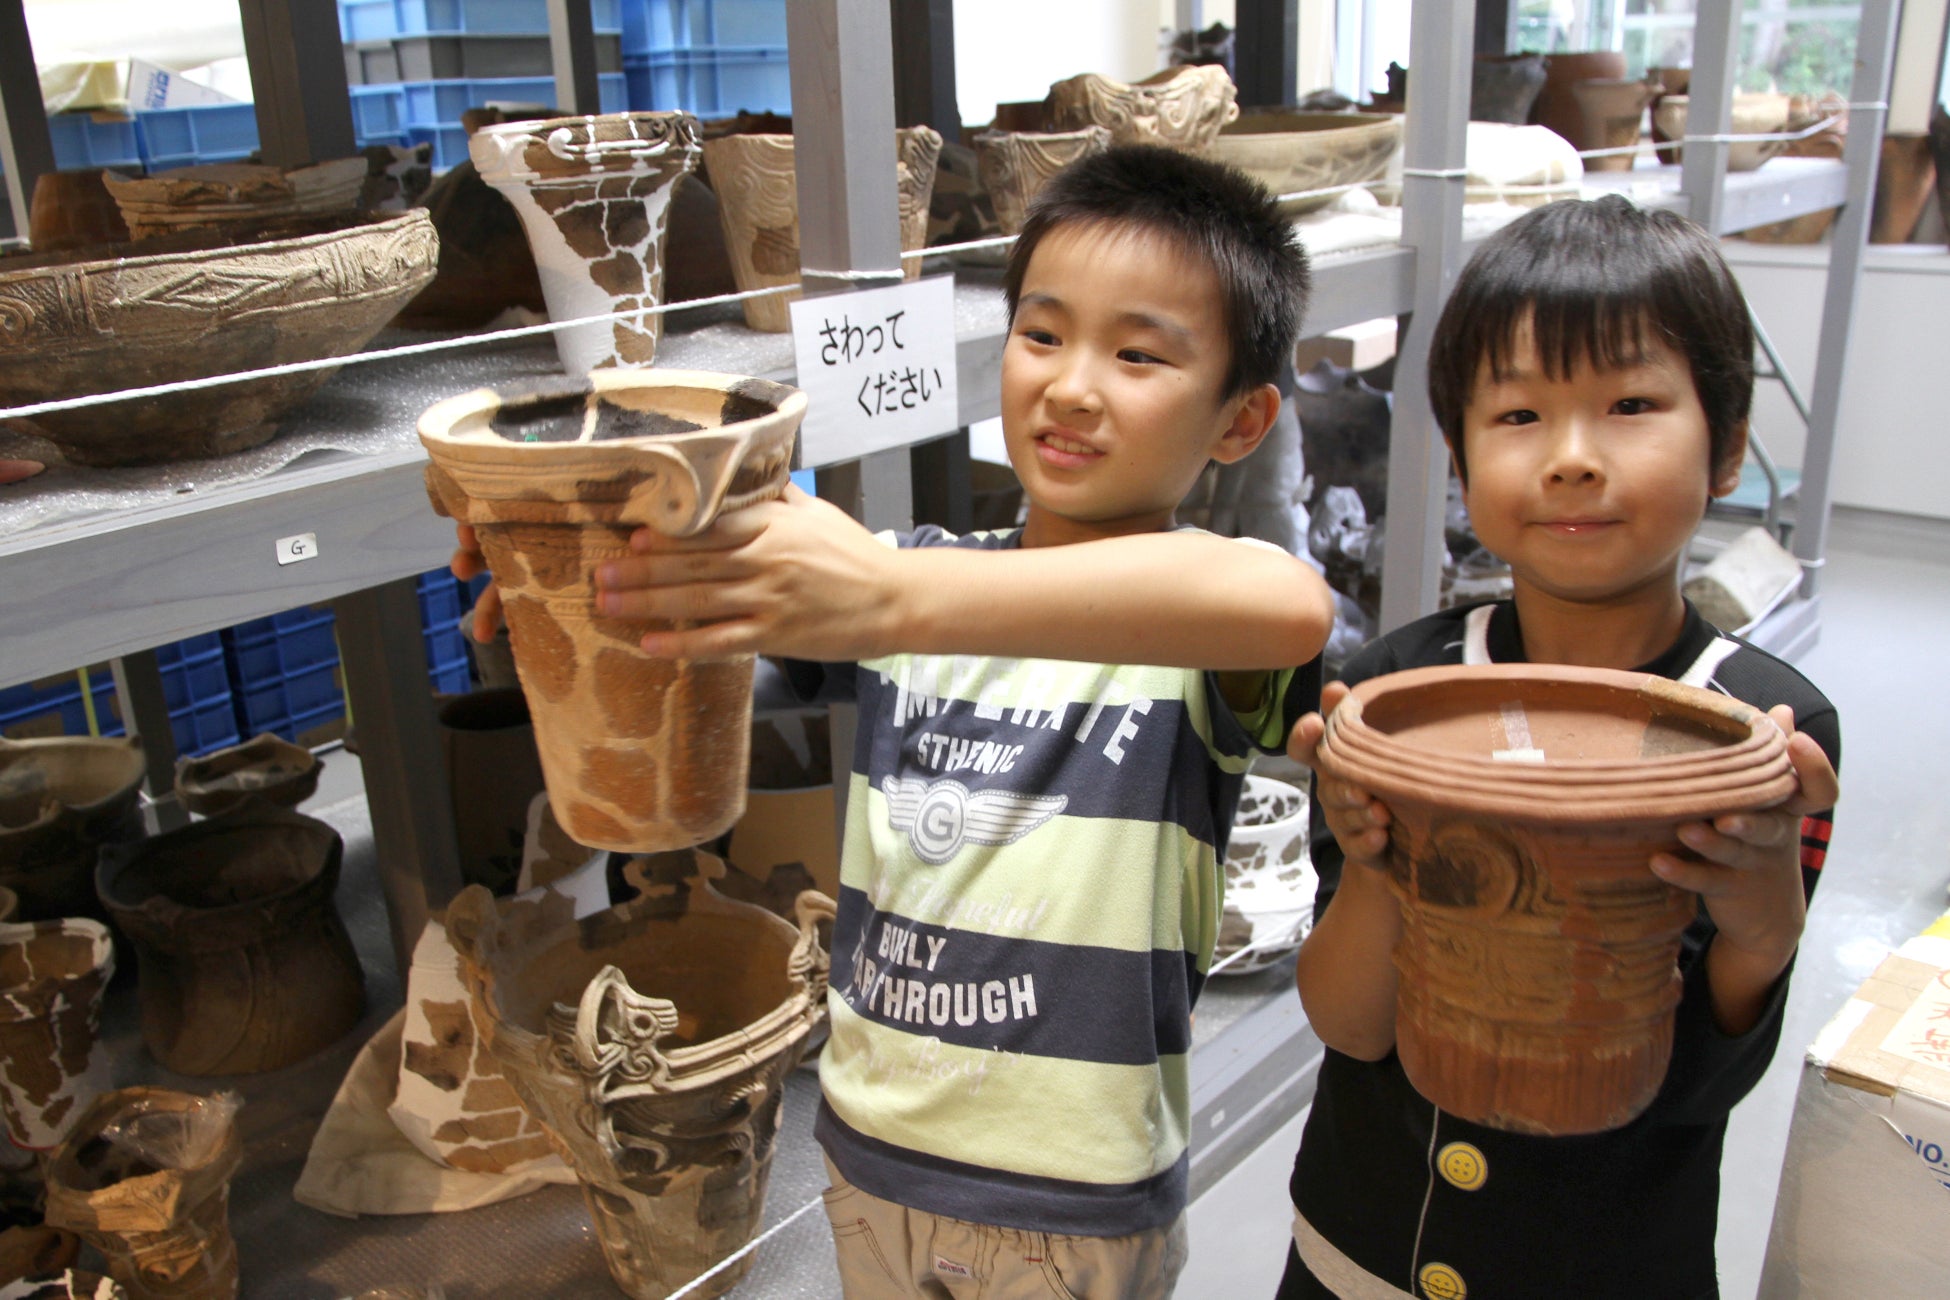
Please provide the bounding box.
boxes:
[419,370,805,852]
[102,160,367,242]
[445,851,832,1300]
[1744,97,1847,244]
[1651,93,1796,172]
[1472,54,1547,126]
[394,160,546,330]
[42,1088,242,1300]
[95,807,365,1075]
[0,1272,126,1300]
[1570,78,1656,171]
[1214,775,1316,975]
[1872,133,1939,244]
[171,734,320,818]
[972,127,1111,235]
[0,919,114,1150]
[0,1224,81,1286]
[438,689,547,894]
[1315,663,1796,1135]
[1648,66,1691,163]
[1932,107,1950,245]
[702,127,943,333]
[1531,51,1627,147]
[27,171,130,254]
[0,211,438,467]
[1043,66,1239,152]
[0,738,146,924]
[1206,111,1402,214]
[469,112,702,375]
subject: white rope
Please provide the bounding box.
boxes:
[1682,113,1846,146]
[800,266,905,282]
[664,1194,826,1300]
[1399,166,1470,179]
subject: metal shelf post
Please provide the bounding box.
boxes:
[547,0,603,117]
[0,0,52,239]
[1679,0,1741,235]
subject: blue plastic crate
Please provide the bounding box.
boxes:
[406,122,472,170]
[223,607,346,743]
[339,0,620,41]
[134,103,261,171]
[47,113,143,171]
[621,0,783,57]
[350,84,408,137]
[399,71,625,125]
[417,569,474,693]
[0,668,119,742]
[0,636,240,757]
[624,46,787,117]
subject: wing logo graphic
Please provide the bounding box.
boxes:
[880,776,1068,865]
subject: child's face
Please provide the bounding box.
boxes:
[1458,316,1742,606]
[1001,223,1269,545]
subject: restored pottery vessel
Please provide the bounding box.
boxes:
[1316,664,1797,1135]
[439,690,549,894]
[1206,111,1402,214]
[0,1271,125,1300]
[1872,132,1939,244]
[1472,54,1547,125]
[171,734,320,818]
[1651,93,1795,171]
[0,212,438,467]
[1648,66,1691,163]
[1531,51,1627,147]
[419,370,805,852]
[0,738,145,924]
[43,1088,242,1300]
[1214,776,1315,975]
[102,160,367,242]
[703,127,942,333]
[28,171,130,254]
[1570,78,1656,171]
[1044,66,1239,152]
[469,112,701,374]
[95,807,365,1075]
[0,918,114,1150]
[972,127,1110,235]
[446,851,832,1299]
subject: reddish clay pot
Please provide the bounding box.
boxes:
[171,734,320,817]
[0,738,146,924]
[1316,663,1796,1135]
[1531,51,1627,148]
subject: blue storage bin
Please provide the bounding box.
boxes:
[350,84,409,137]
[406,122,472,170]
[417,569,474,694]
[340,0,620,42]
[0,635,241,758]
[223,607,346,744]
[135,103,261,171]
[399,71,625,125]
[47,113,143,171]
[621,0,784,57]
[624,46,787,117]
[0,669,120,742]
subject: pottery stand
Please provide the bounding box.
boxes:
[0,739,145,925]
[0,919,114,1151]
[95,808,365,1076]
[446,852,833,1300]
[170,734,320,818]
[972,127,1110,235]
[42,1089,242,1300]
[470,113,702,375]
[420,370,805,853]
[1042,66,1239,152]
[703,127,943,333]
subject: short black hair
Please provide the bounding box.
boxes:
[1002,144,1310,400]
[1428,194,1753,483]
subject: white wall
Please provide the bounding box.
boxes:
[955,1,1162,129]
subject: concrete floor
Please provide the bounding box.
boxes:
[1178,505,1950,1299]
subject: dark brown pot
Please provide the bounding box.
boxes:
[171,734,320,818]
[1532,51,1627,147]
[438,689,547,894]
[1872,133,1939,244]
[1472,54,1547,125]
[27,170,130,254]
[0,738,146,924]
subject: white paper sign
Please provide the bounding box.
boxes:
[789,276,960,467]
[276,532,319,566]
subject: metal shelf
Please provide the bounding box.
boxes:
[1579,154,1850,236]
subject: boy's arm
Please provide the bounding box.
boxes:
[594,485,1335,670]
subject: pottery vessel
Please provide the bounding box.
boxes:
[1872,133,1939,244]
[439,689,548,894]
[469,112,702,374]
[28,171,130,254]
[0,1224,81,1285]
[1315,663,1797,1135]
[1570,78,1656,171]
[0,919,114,1150]
[43,1088,242,1300]
[702,127,942,333]
[171,734,320,818]
[1214,776,1316,975]
[395,160,547,330]
[0,1272,125,1300]
[1648,66,1691,163]
[1743,97,1847,244]
[0,211,437,467]
[95,807,365,1075]
[0,738,145,924]
[1531,51,1627,147]
[1651,93,1795,172]
[1044,66,1238,153]
[0,887,16,924]
[1472,54,1547,125]
[1206,111,1402,214]
[445,851,833,1299]
[972,127,1110,235]
[103,160,367,242]
[419,370,806,852]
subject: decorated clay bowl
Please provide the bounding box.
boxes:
[972,126,1111,235]
[1651,93,1796,171]
[1206,111,1402,214]
[1043,65,1240,153]
[0,737,146,923]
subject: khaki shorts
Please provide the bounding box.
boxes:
[820,1157,1188,1299]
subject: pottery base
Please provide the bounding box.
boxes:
[583,1145,777,1300]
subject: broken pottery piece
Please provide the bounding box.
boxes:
[1043,66,1239,152]
[0,738,145,924]
[95,807,365,1076]
[43,1088,242,1300]
[0,211,438,467]
[702,127,944,332]
[972,127,1110,235]
[102,160,367,242]
[438,690,547,894]
[419,370,805,852]
[0,919,114,1151]
[1206,111,1402,213]
[1569,78,1656,171]
[469,112,702,375]
[394,159,547,330]
[171,734,321,818]
[1316,664,1796,1135]
[0,1271,125,1300]
[446,851,832,1300]
[1213,776,1316,975]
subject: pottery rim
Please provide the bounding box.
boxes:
[94,806,345,944]
[0,738,146,834]
[171,733,321,815]
[1204,112,1403,213]
[467,109,703,183]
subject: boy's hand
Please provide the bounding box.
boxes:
[595,484,899,661]
[1289,680,1393,871]
[1650,704,1839,1034]
[450,523,503,644]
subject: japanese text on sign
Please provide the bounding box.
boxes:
[1882,969,1950,1070]
[791,277,960,467]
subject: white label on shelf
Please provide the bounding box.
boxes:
[790,276,961,467]
[276,532,319,566]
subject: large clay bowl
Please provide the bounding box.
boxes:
[0,211,439,467]
[1044,65,1240,153]
[1206,111,1402,214]
[172,733,321,817]
[0,738,146,923]
[1652,93,1795,172]
[1317,663,1794,1135]
[103,160,367,242]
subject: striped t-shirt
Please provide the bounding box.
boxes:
[803,525,1309,1235]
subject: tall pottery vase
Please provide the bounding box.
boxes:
[972,127,1111,235]
[470,112,702,375]
[446,851,833,1299]
[419,370,806,852]
[1570,78,1656,172]
[703,127,943,333]
[1316,664,1797,1135]
[0,738,146,924]
[0,918,114,1151]
[1532,51,1627,147]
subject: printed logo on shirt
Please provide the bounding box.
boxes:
[882,775,1066,864]
[934,1255,973,1279]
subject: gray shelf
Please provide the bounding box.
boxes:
[1579,154,1850,237]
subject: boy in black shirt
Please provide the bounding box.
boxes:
[1277,195,1841,1299]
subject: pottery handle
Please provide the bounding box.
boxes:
[618,447,707,536]
[788,890,837,991]
[546,128,673,163]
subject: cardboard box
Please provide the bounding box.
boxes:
[40,58,235,116]
[1760,923,1950,1297]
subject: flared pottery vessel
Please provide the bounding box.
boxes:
[445,851,833,1300]
[0,738,145,924]
[419,370,805,852]
[1471,53,1547,126]
[702,127,943,333]
[469,112,701,376]
[0,918,114,1150]
[1315,664,1796,1135]
[171,733,320,818]
[1042,66,1239,152]
[1531,51,1627,147]
[43,1088,242,1300]
[95,807,365,1076]
[972,127,1110,235]
[1570,78,1656,171]
[1205,111,1402,215]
